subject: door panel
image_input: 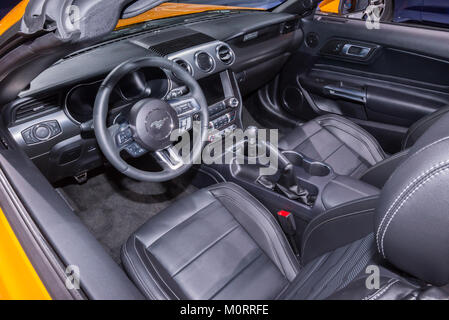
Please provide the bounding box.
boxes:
[278,15,449,153]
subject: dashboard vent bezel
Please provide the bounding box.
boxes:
[194,51,215,73]
[173,58,194,77]
[12,95,60,124]
[216,44,235,65]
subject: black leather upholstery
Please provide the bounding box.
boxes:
[359,149,409,189]
[123,179,449,299]
[329,271,448,300]
[121,109,449,300]
[375,113,449,286]
[279,107,449,183]
[301,197,378,265]
[281,234,378,300]
[122,183,379,300]
[278,114,386,178]
[402,105,449,149]
[321,176,379,210]
[122,183,300,300]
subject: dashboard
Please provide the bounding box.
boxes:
[3,10,302,182]
[65,67,171,125]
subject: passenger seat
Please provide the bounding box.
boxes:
[278,107,449,187]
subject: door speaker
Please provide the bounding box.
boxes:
[305,32,319,48]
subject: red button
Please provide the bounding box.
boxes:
[277,210,291,217]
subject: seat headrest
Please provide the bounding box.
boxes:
[375,136,449,286]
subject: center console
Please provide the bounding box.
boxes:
[197,130,380,243]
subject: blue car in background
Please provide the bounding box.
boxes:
[394,0,449,26]
[326,0,449,27]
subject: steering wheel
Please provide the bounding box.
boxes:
[93,57,209,182]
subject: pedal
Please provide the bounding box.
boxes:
[74,172,88,184]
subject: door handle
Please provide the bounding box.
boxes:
[342,44,372,58]
[324,85,366,103]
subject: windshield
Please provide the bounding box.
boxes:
[112,1,287,36]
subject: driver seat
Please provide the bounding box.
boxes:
[122,112,449,299]
[122,183,380,300]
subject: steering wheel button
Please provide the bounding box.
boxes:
[124,128,132,138]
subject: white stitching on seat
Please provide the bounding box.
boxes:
[403,108,449,149]
[379,166,449,257]
[375,158,449,253]
[123,240,157,299]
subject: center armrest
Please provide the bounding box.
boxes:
[321,176,380,210]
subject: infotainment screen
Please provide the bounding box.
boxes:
[198,74,225,105]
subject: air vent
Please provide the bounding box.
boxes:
[174,59,193,76]
[216,44,235,65]
[195,52,215,73]
[13,96,59,123]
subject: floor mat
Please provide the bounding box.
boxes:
[59,169,198,265]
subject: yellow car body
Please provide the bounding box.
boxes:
[318,0,340,14]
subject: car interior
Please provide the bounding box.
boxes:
[1,0,449,300]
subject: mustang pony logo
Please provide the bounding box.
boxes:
[150,117,169,130]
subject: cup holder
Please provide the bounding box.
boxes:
[282,151,331,177]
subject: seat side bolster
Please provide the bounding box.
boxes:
[301,196,379,265]
[208,183,301,281]
[402,105,449,150]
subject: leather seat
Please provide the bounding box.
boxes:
[122,182,379,300]
[122,111,449,300]
[279,107,449,182]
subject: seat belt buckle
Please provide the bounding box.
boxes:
[277,210,299,256]
[277,210,296,236]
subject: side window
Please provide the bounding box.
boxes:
[316,0,449,30]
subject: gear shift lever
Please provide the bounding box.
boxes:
[252,127,313,206]
[276,165,313,206]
